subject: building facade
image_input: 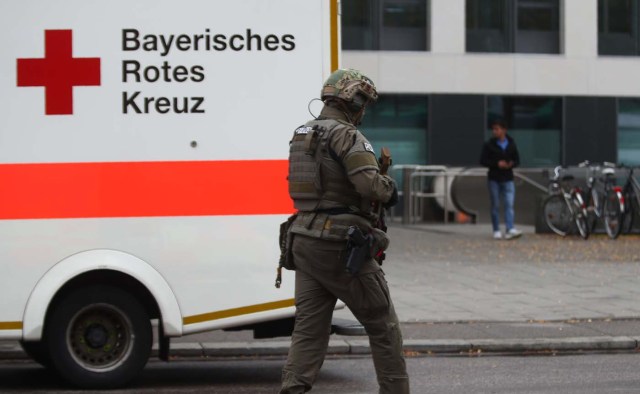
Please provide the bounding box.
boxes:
[341,0,640,168]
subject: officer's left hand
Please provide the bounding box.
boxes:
[383,182,399,209]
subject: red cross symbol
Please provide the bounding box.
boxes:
[17,30,101,115]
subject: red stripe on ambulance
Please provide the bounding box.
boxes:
[0,160,293,219]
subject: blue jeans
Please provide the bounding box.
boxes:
[488,180,515,232]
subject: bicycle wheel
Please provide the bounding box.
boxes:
[572,193,589,239]
[603,189,623,239]
[543,194,571,236]
[622,189,638,234]
[586,188,600,232]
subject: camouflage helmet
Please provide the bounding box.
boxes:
[321,69,378,108]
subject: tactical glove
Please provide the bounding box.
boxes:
[383,181,399,209]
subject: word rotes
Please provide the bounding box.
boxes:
[123,28,296,57]
[122,61,204,83]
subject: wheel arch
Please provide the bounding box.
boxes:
[22,249,183,341]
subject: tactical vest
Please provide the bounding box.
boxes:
[287,118,380,240]
[289,118,378,212]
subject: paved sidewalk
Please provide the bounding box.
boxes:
[376,223,640,323]
[3,223,640,360]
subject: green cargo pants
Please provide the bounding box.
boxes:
[280,234,410,394]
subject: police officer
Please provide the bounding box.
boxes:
[280,69,409,394]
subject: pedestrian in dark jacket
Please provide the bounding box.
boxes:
[480,118,522,240]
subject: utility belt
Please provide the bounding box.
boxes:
[276,210,389,287]
[289,211,373,241]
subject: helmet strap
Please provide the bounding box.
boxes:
[327,99,366,126]
[352,104,367,126]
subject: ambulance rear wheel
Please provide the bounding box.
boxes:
[19,340,51,368]
[45,285,152,389]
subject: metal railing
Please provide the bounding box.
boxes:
[391,166,548,225]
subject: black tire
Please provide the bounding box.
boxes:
[622,190,638,234]
[543,194,571,236]
[44,285,152,389]
[603,189,623,239]
[572,193,589,240]
[19,340,51,368]
[586,188,600,232]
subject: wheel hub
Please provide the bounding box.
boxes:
[84,324,108,348]
[67,304,134,372]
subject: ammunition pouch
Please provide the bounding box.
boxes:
[370,228,390,264]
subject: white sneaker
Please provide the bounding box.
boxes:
[505,228,522,240]
[493,231,502,240]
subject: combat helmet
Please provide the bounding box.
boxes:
[321,69,378,109]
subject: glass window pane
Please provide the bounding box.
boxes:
[467,0,505,29]
[466,0,510,52]
[516,0,560,54]
[383,1,426,27]
[618,98,640,165]
[342,0,376,50]
[487,96,562,167]
[380,0,428,50]
[518,3,556,31]
[342,0,428,51]
[598,0,639,55]
[607,0,634,33]
[360,95,429,165]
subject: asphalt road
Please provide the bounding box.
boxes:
[2,353,640,393]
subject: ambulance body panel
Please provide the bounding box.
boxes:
[0,0,339,387]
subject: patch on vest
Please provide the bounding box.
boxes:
[364,142,375,153]
[295,126,313,135]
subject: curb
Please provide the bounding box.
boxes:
[182,336,640,358]
[170,336,640,358]
[3,337,639,361]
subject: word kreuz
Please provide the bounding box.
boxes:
[123,92,205,114]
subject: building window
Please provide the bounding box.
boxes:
[618,98,640,165]
[486,96,562,167]
[466,0,510,52]
[466,0,561,54]
[599,0,640,55]
[342,0,429,51]
[360,95,429,165]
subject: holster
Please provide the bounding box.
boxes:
[345,226,373,275]
[278,214,297,271]
[345,226,391,275]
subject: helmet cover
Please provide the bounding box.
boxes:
[321,69,378,107]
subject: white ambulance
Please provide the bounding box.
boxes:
[0,0,339,388]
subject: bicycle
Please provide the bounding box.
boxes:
[620,166,640,235]
[542,166,589,239]
[579,161,621,239]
